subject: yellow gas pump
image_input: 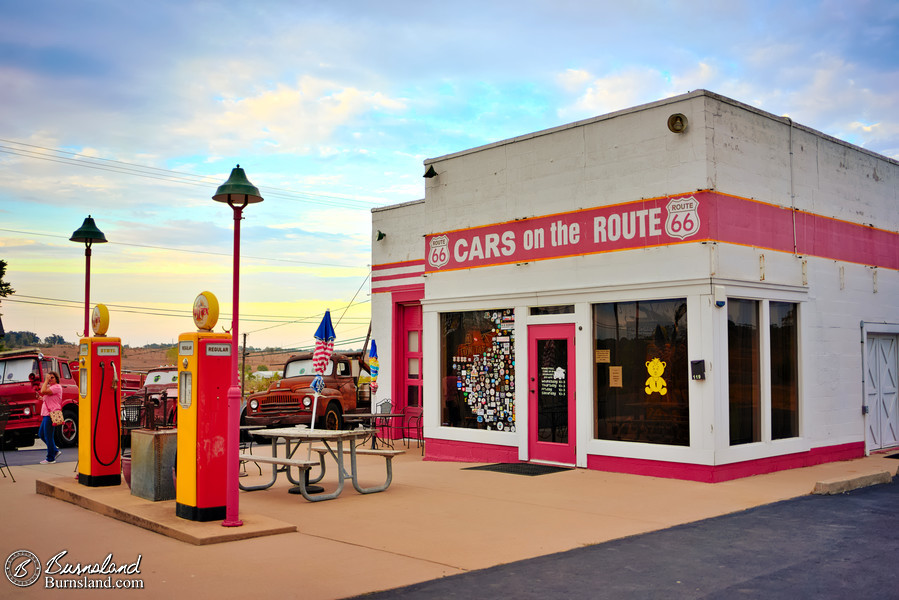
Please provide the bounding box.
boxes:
[78,304,122,486]
[176,291,232,521]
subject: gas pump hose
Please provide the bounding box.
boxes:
[94,361,121,467]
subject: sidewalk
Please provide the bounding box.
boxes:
[1,448,896,599]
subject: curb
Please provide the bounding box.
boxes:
[812,470,894,495]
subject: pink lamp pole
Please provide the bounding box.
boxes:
[69,216,107,336]
[212,165,263,528]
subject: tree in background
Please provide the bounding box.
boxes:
[3,331,40,348]
[44,334,68,345]
[0,259,15,350]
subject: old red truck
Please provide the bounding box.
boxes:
[243,351,371,430]
[0,348,80,448]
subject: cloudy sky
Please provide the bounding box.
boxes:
[1,0,896,349]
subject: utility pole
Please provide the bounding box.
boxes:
[241,333,248,398]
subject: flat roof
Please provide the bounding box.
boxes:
[423,89,898,167]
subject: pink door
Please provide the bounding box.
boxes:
[394,302,422,439]
[528,324,576,465]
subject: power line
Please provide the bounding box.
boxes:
[243,335,370,359]
[0,227,368,269]
[0,139,390,210]
[13,294,369,321]
[245,271,372,335]
[2,295,370,324]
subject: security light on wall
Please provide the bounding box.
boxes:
[423,165,438,178]
[377,230,387,241]
[667,113,688,133]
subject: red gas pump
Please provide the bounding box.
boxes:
[77,304,122,487]
[176,292,232,521]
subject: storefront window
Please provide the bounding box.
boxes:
[593,299,689,446]
[770,302,799,439]
[441,309,515,430]
[728,299,761,445]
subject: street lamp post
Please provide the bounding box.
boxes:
[69,216,108,337]
[212,165,263,528]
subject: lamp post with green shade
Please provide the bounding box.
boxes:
[69,216,107,338]
[212,165,264,528]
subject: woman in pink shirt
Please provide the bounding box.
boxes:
[38,371,63,464]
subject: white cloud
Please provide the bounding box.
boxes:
[556,67,671,120]
[172,75,407,157]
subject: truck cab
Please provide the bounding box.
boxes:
[121,366,178,435]
[0,348,80,448]
[243,351,371,430]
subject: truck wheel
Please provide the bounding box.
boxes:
[56,407,79,448]
[324,402,343,430]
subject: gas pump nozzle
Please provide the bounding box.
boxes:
[111,362,119,389]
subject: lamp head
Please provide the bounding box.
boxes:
[69,215,107,245]
[212,164,263,204]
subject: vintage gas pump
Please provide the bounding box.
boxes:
[176,291,233,521]
[78,304,122,487]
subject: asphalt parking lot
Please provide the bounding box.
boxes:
[358,474,899,600]
[2,441,77,467]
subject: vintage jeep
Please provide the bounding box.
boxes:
[0,348,80,448]
[243,351,371,430]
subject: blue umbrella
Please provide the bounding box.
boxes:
[309,310,336,429]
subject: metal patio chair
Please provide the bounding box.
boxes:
[0,401,16,482]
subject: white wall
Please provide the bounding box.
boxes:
[424,93,710,233]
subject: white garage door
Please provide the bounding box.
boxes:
[866,334,899,451]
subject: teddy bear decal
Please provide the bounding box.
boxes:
[644,357,668,396]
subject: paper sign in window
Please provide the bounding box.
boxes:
[609,366,623,388]
[595,349,610,363]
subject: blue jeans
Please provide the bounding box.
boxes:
[38,416,58,461]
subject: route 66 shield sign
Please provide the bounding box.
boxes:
[427,234,450,269]
[665,196,700,240]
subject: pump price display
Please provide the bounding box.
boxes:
[97,346,120,356]
[179,341,195,356]
[205,344,232,356]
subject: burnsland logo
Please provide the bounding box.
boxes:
[5,550,41,587]
[5,550,145,589]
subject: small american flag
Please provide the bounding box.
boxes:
[311,310,336,393]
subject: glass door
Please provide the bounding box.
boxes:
[528,324,576,464]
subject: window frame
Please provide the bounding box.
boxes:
[725,297,802,448]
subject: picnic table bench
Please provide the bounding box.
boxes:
[309,446,404,494]
[238,453,328,501]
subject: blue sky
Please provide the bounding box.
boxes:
[1,0,896,348]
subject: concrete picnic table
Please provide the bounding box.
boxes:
[238,427,403,502]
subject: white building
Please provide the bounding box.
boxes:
[371,90,898,482]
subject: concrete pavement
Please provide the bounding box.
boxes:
[1,445,896,598]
